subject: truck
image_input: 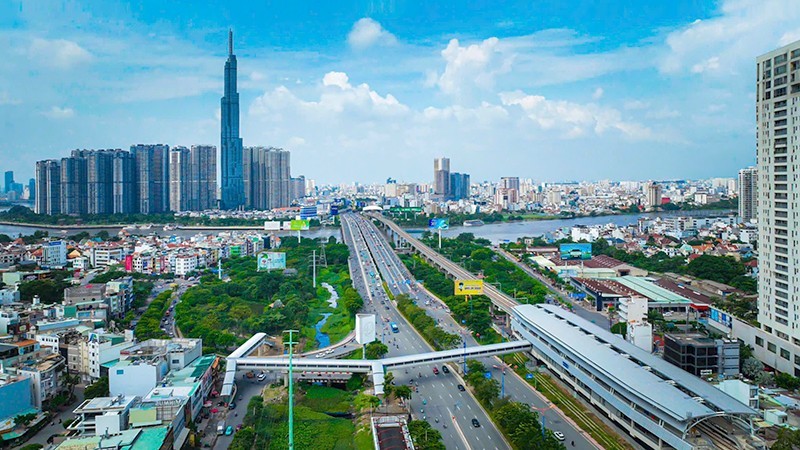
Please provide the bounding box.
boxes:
[390,322,399,333]
[217,422,225,435]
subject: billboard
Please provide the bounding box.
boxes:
[560,243,592,260]
[455,279,484,296]
[258,252,286,271]
[330,205,339,216]
[429,218,450,230]
[709,308,733,329]
[390,207,423,213]
[124,255,133,272]
[290,219,310,231]
[355,314,377,345]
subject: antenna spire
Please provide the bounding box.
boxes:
[228,29,233,56]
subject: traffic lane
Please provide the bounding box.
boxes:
[212,376,268,449]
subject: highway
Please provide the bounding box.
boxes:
[342,213,508,450]
[357,213,599,449]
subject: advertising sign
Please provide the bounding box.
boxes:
[709,308,733,329]
[355,314,377,345]
[330,205,339,216]
[559,243,592,260]
[454,279,484,296]
[428,218,450,230]
[258,252,286,271]
[124,255,133,272]
[290,219,310,231]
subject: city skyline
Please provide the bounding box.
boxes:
[1,1,799,184]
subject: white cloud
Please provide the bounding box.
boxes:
[660,0,800,76]
[347,18,397,50]
[624,100,649,110]
[43,106,75,119]
[499,91,651,140]
[250,71,266,81]
[592,87,604,100]
[435,37,512,99]
[28,38,92,69]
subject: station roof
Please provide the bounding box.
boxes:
[613,276,692,304]
[514,304,756,425]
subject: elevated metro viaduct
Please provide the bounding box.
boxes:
[222,334,531,397]
[366,213,518,323]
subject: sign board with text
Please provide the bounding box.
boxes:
[290,219,310,231]
[257,252,286,271]
[428,218,450,230]
[559,243,592,260]
[454,279,484,296]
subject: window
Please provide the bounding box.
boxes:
[756,336,764,347]
[781,348,791,360]
[768,342,777,353]
[116,369,124,375]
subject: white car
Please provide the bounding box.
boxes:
[553,431,565,441]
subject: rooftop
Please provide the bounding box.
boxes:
[514,304,755,425]
[613,276,692,304]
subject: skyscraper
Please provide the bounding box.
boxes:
[60,155,87,215]
[433,157,450,198]
[190,145,217,211]
[35,160,60,215]
[169,146,191,212]
[111,150,137,214]
[4,171,13,194]
[756,40,800,375]
[738,167,757,223]
[28,178,35,201]
[131,144,170,214]
[220,30,244,210]
[645,182,662,211]
[75,149,116,215]
[449,172,470,200]
[243,147,291,210]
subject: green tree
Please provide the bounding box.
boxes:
[394,385,413,403]
[365,340,389,359]
[14,412,37,427]
[408,420,446,450]
[84,376,109,399]
[772,428,800,450]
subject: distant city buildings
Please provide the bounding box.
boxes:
[645,182,663,211]
[28,30,303,216]
[738,167,757,223]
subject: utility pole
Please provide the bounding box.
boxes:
[284,329,299,450]
[312,250,317,288]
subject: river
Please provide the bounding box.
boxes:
[405,210,734,243]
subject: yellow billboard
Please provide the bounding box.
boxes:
[454,279,484,296]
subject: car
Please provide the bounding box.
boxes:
[432,367,439,375]
[441,365,450,374]
[471,418,480,428]
[553,431,565,441]
[225,425,233,436]
[457,384,465,392]
[228,402,236,410]
[257,373,267,381]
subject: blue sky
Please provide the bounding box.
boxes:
[1,0,799,184]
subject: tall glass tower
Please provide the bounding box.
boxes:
[220,30,244,210]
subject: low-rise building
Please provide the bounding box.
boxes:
[663,333,740,377]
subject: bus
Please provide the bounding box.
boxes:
[390,322,399,333]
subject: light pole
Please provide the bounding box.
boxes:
[284,329,299,450]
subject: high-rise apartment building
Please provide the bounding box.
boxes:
[169,147,191,212]
[131,144,170,214]
[190,145,217,211]
[756,40,800,375]
[291,175,306,202]
[60,155,87,215]
[73,150,117,215]
[220,30,244,210]
[433,157,450,198]
[738,167,758,223]
[35,160,60,215]
[646,182,663,210]
[243,147,291,210]
[28,178,35,201]
[449,172,470,200]
[111,150,137,214]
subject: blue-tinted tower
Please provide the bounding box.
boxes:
[220,30,244,210]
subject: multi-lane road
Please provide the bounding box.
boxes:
[342,213,508,450]
[347,213,598,450]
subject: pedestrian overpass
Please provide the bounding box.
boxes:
[222,334,531,396]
